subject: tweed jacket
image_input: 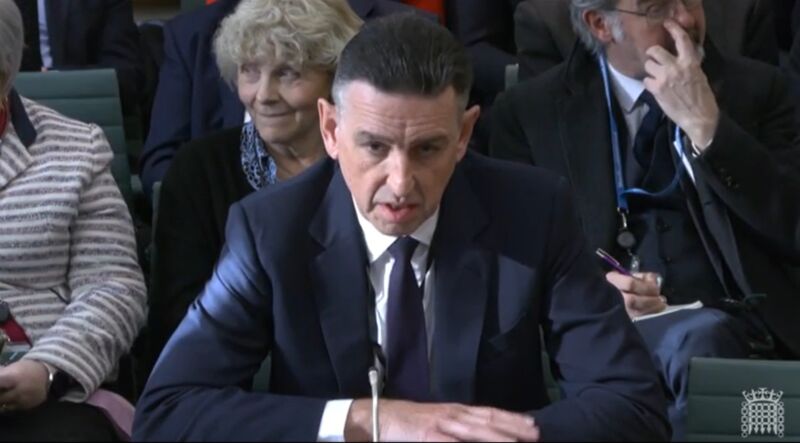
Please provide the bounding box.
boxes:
[0,91,146,401]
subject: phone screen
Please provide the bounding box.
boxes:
[0,343,29,366]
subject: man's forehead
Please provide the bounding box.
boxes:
[338,81,459,112]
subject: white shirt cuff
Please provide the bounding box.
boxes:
[317,399,354,442]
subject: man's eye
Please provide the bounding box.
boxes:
[645,4,669,18]
[419,144,441,154]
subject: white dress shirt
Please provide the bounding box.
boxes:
[317,202,440,442]
[607,63,696,182]
[607,63,648,151]
[37,0,53,69]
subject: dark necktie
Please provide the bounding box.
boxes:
[627,91,665,187]
[384,236,430,401]
[14,0,43,71]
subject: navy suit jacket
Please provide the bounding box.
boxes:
[139,0,430,198]
[134,153,669,441]
[40,0,142,113]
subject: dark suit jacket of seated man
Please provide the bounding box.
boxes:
[134,13,669,442]
[139,0,433,199]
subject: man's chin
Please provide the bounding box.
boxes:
[369,217,423,237]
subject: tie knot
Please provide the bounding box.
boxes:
[638,91,661,112]
[388,236,419,261]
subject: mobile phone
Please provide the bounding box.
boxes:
[0,343,29,366]
[595,248,633,276]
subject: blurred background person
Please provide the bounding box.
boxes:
[0,0,146,439]
[514,0,779,80]
[145,0,362,370]
[13,0,143,115]
[138,0,424,200]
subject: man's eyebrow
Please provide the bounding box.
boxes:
[636,0,661,8]
[354,131,392,144]
[409,134,449,146]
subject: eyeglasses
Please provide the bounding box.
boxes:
[614,0,703,25]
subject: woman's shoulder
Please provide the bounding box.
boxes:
[162,125,247,194]
[21,97,113,163]
[170,126,244,172]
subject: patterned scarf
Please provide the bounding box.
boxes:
[240,122,278,190]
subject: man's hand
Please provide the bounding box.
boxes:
[0,360,50,413]
[606,271,667,319]
[643,19,719,151]
[345,398,540,442]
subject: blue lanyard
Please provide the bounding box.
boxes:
[598,54,687,214]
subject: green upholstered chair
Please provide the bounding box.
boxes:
[13,69,133,204]
[687,357,800,441]
[542,351,561,403]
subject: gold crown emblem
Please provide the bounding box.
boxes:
[742,388,783,403]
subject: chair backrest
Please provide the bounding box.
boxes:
[14,69,132,204]
[687,357,800,441]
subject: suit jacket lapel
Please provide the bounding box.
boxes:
[556,47,618,251]
[684,42,754,295]
[45,0,70,66]
[309,165,374,397]
[429,162,491,403]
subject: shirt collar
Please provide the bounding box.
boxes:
[607,62,646,114]
[353,199,440,264]
[6,89,37,147]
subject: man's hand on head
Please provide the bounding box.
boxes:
[344,398,540,442]
[642,19,719,151]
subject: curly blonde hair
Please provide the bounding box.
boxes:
[214,0,363,88]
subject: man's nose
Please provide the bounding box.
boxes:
[386,153,414,198]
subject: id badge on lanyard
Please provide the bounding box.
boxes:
[597,53,689,271]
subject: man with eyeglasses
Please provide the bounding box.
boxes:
[492,0,800,439]
[513,0,779,80]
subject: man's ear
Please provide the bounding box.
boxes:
[456,104,481,160]
[318,97,339,160]
[584,10,615,45]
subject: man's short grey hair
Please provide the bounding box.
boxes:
[0,0,24,96]
[570,0,622,55]
[213,0,362,88]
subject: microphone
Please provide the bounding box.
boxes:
[368,367,381,442]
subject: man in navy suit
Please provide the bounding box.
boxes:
[13,0,142,113]
[139,0,428,199]
[134,14,669,441]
